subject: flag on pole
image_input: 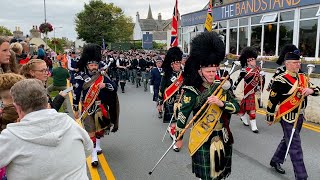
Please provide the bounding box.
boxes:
[170,0,178,47]
[204,0,213,32]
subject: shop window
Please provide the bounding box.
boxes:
[264,24,277,56]
[251,15,262,25]
[239,18,248,26]
[279,22,294,54]
[230,19,238,28]
[260,13,278,23]
[182,33,190,54]
[280,10,294,21]
[239,27,248,53]
[251,25,262,55]
[299,19,318,57]
[229,28,237,54]
[300,7,318,19]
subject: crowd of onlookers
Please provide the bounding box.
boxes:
[0,37,93,179]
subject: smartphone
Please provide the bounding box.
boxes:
[62,87,73,94]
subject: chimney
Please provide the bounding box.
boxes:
[158,13,162,21]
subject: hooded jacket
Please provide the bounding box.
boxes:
[0,109,93,180]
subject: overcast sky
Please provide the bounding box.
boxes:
[1,0,208,41]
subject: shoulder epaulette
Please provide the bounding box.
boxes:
[182,86,199,95]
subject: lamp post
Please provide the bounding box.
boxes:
[54,27,63,53]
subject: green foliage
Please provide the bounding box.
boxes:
[75,0,133,45]
[46,37,68,53]
[0,26,13,36]
[152,41,166,50]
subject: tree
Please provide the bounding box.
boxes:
[75,0,133,45]
[0,26,13,36]
[46,37,68,53]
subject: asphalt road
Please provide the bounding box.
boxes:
[98,83,320,180]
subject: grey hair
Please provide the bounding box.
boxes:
[10,79,48,113]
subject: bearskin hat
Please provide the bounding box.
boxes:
[183,32,225,87]
[161,46,183,74]
[238,47,258,68]
[277,44,298,65]
[77,43,102,71]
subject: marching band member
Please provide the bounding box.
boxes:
[175,32,239,180]
[157,47,183,150]
[233,47,265,133]
[266,49,319,179]
[73,44,120,167]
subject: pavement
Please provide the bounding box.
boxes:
[82,83,320,180]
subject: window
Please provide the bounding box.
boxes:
[300,7,318,19]
[239,27,248,53]
[260,13,278,23]
[251,15,262,25]
[230,19,238,28]
[299,19,318,57]
[219,21,227,28]
[279,22,294,54]
[316,6,320,17]
[251,26,262,55]
[280,11,294,21]
[239,18,248,26]
[264,24,277,56]
[229,28,237,54]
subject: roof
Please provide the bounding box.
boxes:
[139,19,171,31]
[29,38,52,50]
[152,31,167,40]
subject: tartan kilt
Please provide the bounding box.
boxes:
[163,100,174,123]
[192,134,233,180]
[240,93,256,111]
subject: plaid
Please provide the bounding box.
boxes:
[163,100,174,123]
[240,93,256,112]
[271,115,308,180]
[117,69,127,81]
[192,133,233,180]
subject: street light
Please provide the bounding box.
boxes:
[54,27,63,53]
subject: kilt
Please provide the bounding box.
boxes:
[192,133,233,180]
[118,70,127,81]
[271,115,307,180]
[240,93,256,112]
[163,100,174,123]
[83,108,110,134]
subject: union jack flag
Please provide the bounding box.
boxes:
[170,0,178,47]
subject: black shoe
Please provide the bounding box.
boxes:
[158,113,162,119]
[91,161,99,167]
[270,160,285,174]
[122,90,125,93]
[252,129,259,133]
[97,150,103,155]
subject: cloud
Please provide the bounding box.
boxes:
[2,0,208,41]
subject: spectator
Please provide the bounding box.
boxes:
[47,61,72,113]
[0,79,93,180]
[20,59,66,111]
[0,38,11,74]
[37,44,46,60]
[9,42,23,63]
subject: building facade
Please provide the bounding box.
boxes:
[133,5,172,45]
[181,0,320,60]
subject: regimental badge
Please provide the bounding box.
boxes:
[170,76,177,82]
[296,91,302,99]
[183,96,191,104]
[270,91,277,97]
